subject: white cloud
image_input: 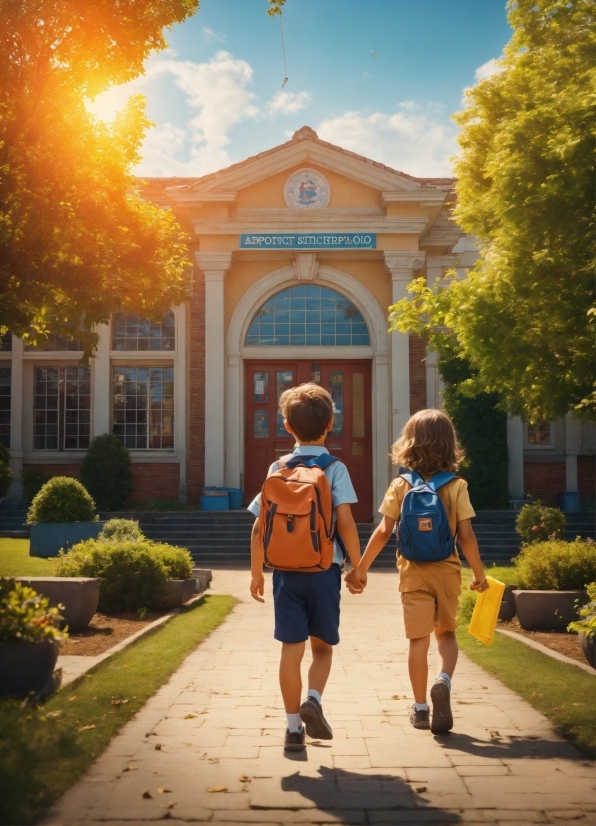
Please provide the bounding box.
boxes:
[202,26,225,42]
[316,109,458,177]
[267,90,312,116]
[474,57,503,82]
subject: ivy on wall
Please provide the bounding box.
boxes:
[440,353,509,510]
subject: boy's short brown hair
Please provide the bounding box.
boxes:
[391,409,464,476]
[279,383,334,442]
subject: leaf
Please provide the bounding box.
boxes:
[238,775,250,783]
[154,743,162,750]
[415,786,427,793]
[45,710,62,718]
[142,791,152,799]
[157,788,172,794]
[122,766,137,772]
[207,786,228,793]
[79,724,96,732]
[69,696,77,702]
[184,714,197,719]
[111,698,129,706]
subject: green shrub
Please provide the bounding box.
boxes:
[152,543,193,580]
[0,461,12,499]
[26,476,96,524]
[568,582,596,639]
[514,538,596,591]
[458,588,477,626]
[80,434,133,511]
[0,579,67,642]
[515,501,566,544]
[21,468,52,505]
[55,539,170,612]
[99,518,144,543]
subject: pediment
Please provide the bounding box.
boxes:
[165,127,449,209]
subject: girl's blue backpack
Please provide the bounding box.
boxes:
[397,470,458,562]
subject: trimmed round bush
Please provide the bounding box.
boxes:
[514,538,596,591]
[99,518,144,543]
[515,501,566,544]
[26,477,96,525]
[56,539,169,613]
[80,434,133,511]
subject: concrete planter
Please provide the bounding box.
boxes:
[15,577,100,632]
[513,590,589,631]
[498,584,519,621]
[162,578,196,608]
[191,567,212,594]
[0,639,60,699]
[30,521,105,557]
[579,632,596,669]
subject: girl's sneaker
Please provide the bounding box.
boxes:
[408,705,430,729]
[284,728,306,751]
[430,678,453,734]
[299,696,333,739]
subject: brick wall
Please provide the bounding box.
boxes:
[524,461,566,506]
[129,463,180,501]
[187,277,205,503]
[409,335,427,414]
[578,456,595,501]
[23,463,81,479]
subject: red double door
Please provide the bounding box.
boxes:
[244,360,373,522]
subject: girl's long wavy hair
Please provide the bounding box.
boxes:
[391,409,465,476]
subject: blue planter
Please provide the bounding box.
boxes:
[559,490,581,513]
[200,494,229,511]
[224,488,244,509]
[30,521,105,558]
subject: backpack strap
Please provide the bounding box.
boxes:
[398,470,425,488]
[283,453,340,470]
[427,471,458,491]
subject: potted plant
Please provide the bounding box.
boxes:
[568,581,596,668]
[27,476,105,557]
[512,538,594,631]
[0,579,67,699]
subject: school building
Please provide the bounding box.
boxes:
[2,127,594,518]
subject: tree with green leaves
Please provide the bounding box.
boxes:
[0,0,198,355]
[390,0,595,422]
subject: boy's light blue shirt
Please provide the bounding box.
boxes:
[247,445,358,565]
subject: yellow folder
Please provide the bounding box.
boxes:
[468,576,506,645]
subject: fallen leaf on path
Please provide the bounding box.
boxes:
[415,786,427,793]
[238,775,250,782]
[481,686,488,690]
[207,787,228,793]
[157,789,172,794]
[155,743,162,750]
[489,731,500,738]
[456,701,474,705]
[78,724,96,732]
[122,766,137,772]
[161,803,176,809]
[142,791,153,799]
[184,714,197,719]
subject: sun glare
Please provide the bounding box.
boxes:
[86,86,135,123]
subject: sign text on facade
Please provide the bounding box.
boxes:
[239,233,376,250]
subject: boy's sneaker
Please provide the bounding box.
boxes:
[299,696,333,740]
[408,705,430,729]
[430,678,453,734]
[284,727,306,751]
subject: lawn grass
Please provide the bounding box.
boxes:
[0,594,236,826]
[457,628,595,759]
[0,537,57,577]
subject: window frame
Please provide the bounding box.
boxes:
[110,361,175,452]
[524,421,556,449]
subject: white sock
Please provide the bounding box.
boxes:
[286,712,303,733]
[307,689,322,705]
[437,672,452,687]
[414,702,429,711]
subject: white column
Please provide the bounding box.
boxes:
[565,412,582,492]
[92,324,110,437]
[196,252,232,488]
[385,252,426,447]
[175,304,188,503]
[372,352,391,523]
[9,336,24,499]
[225,353,242,488]
[507,416,524,500]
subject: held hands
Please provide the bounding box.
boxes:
[250,573,265,602]
[344,566,367,595]
[469,573,489,593]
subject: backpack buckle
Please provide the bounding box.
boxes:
[287,514,294,533]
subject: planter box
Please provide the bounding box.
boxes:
[30,521,106,557]
[513,590,589,631]
[191,567,212,594]
[579,632,596,669]
[498,584,519,622]
[15,577,100,631]
[162,578,196,609]
[0,639,60,699]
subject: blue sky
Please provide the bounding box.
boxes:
[90,0,512,179]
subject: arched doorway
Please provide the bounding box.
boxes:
[225,265,391,523]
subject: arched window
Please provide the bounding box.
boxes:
[245,285,370,347]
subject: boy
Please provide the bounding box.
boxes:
[345,408,488,734]
[249,383,362,752]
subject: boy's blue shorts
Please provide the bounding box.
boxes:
[272,564,341,646]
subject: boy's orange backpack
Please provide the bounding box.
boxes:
[259,454,338,572]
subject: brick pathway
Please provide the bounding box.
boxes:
[42,571,595,826]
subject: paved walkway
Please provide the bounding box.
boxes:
[42,571,595,826]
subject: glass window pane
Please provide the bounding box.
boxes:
[310,364,321,384]
[113,365,174,450]
[352,373,365,438]
[254,409,269,438]
[254,372,268,403]
[329,371,344,436]
[111,311,175,352]
[527,422,551,445]
[276,371,294,437]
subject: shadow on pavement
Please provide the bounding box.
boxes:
[436,731,584,760]
[280,765,461,823]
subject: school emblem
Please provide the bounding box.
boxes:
[418,518,433,532]
[284,169,331,209]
